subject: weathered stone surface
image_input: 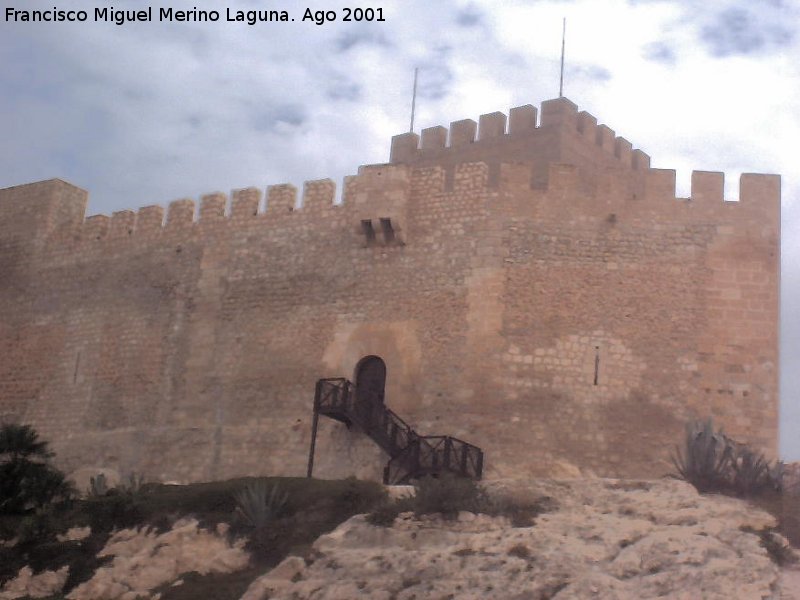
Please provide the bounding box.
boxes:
[241,479,791,600]
[0,566,69,600]
[0,98,779,483]
[66,518,249,600]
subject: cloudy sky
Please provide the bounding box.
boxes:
[2,0,799,457]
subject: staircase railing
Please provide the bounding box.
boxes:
[307,377,484,484]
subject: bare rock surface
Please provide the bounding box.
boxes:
[67,517,249,600]
[0,566,69,600]
[242,478,791,600]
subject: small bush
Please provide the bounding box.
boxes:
[730,444,777,497]
[485,495,556,527]
[672,418,732,493]
[507,543,531,559]
[741,525,797,566]
[365,501,401,527]
[366,495,413,527]
[672,418,783,497]
[83,494,143,533]
[234,480,288,529]
[334,476,384,515]
[411,474,486,520]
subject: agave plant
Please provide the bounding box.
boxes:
[672,418,733,493]
[118,472,145,495]
[729,443,772,496]
[234,480,288,529]
[89,473,109,497]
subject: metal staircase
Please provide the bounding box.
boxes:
[306,377,484,484]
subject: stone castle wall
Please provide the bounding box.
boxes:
[0,98,780,482]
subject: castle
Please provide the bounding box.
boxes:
[0,97,780,483]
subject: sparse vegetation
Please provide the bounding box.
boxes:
[366,496,410,527]
[672,418,782,497]
[367,475,554,528]
[741,525,797,566]
[672,417,800,561]
[1,475,386,598]
[507,543,531,559]
[411,474,486,519]
[118,472,145,495]
[234,480,288,529]
[0,424,74,514]
[89,473,109,498]
[672,418,733,494]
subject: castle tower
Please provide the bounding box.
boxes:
[0,98,779,482]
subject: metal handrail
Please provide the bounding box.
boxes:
[310,377,484,484]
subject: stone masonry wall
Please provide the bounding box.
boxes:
[0,98,780,483]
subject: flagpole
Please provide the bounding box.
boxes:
[559,18,566,98]
[410,67,418,132]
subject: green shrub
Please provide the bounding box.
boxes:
[485,494,556,527]
[83,494,143,532]
[233,480,288,529]
[673,418,783,497]
[672,418,732,493]
[366,495,413,527]
[411,474,486,520]
[741,525,797,566]
[730,444,777,497]
[0,424,74,514]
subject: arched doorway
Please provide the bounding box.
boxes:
[354,355,387,410]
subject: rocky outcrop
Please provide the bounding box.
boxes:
[67,518,250,600]
[243,478,793,600]
[0,566,69,600]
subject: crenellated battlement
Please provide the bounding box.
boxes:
[0,163,780,249]
[0,96,780,252]
[390,97,651,173]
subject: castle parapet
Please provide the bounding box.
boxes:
[166,199,194,230]
[231,187,261,221]
[303,179,336,213]
[0,179,87,248]
[450,119,477,146]
[200,193,226,223]
[509,105,537,135]
[421,126,447,150]
[478,112,506,140]
[641,169,780,210]
[539,97,578,129]
[267,184,297,214]
[110,210,135,238]
[136,205,164,236]
[389,97,652,173]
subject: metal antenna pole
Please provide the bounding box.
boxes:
[559,18,566,97]
[410,67,418,132]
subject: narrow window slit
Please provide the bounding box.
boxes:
[380,218,395,243]
[73,351,81,384]
[361,219,376,245]
[593,346,600,386]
